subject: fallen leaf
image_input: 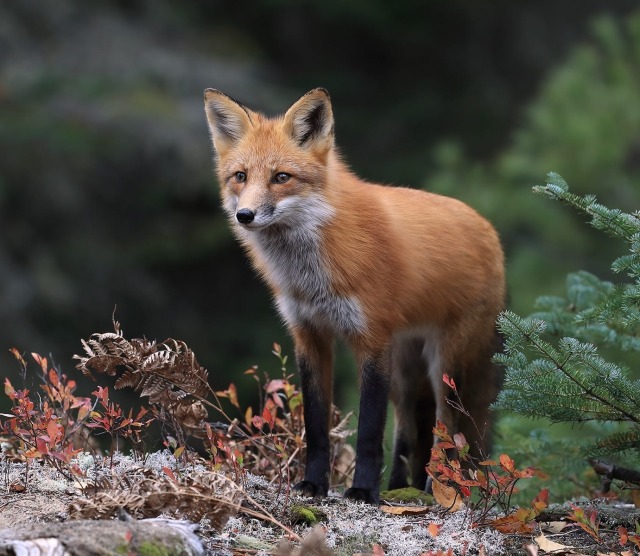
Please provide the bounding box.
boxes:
[9,482,25,493]
[490,513,535,534]
[380,505,430,516]
[534,532,572,553]
[541,521,568,534]
[431,479,465,512]
[427,522,441,538]
[524,543,539,556]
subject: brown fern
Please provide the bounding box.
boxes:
[75,320,209,403]
[69,467,243,529]
[73,318,210,438]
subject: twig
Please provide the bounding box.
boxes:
[589,459,640,492]
[238,491,302,542]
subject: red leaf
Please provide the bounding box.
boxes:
[262,406,275,429]
[162,466,176,481]
[442,374,457,391]
[47,420,60,446]
[619,526,629,546]
[48,368,60,388]
[532,488,549,515]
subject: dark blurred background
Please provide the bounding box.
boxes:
[2,0,640,412]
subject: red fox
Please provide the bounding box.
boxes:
[204,88,506,504]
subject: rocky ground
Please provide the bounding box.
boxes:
[0,451,638,555]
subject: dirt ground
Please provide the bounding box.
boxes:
[0,454,639,555]
[0,491,73,529]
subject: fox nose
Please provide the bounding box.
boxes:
[236,208,255,224]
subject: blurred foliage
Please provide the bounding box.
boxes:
[0,0,639,427]
[427,12,640,315]
[491,174,640,503]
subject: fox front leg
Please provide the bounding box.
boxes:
[292,328,333,498]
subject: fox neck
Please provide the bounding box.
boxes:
[237,186,366,336]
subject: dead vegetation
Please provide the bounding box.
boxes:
[69,467,243,528]
[1,320,639,555]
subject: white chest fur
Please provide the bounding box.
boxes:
[238,194,366,336]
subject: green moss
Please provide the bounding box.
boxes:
[379,487,434,505]
[138,540,171,556]
[289,504,328,525]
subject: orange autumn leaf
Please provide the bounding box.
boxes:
[4,378,16,399]
[380,505,430,516]
[490,510,536,534]
[499,454,515,473]
[227,383,240,409]
[432,479,465,512]
[9,348,26,367]
[531,488,549,515]
[427,522,441,538]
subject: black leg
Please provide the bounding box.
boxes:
[294,354,330,497]
[345,354,390,504]
[388,432,410,490]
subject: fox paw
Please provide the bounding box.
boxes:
[344,487,379,504]
[293,480,328,498]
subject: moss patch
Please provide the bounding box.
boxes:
[289,503,328,525]
[137,540,173,556]
[379,487,434,505]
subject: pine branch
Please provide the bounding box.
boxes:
[495,174,640,461]
[497,311,640,423]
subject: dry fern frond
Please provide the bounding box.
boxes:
[70,468,243,530]
[73,319,210,411]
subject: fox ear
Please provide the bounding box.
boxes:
[204,89,253,155]
[283,88,334,151]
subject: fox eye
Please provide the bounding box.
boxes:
[274,172,291,184]
[234,171,247,183]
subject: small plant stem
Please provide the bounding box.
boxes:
[239,491,301,542]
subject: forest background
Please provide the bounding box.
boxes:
[2,0,640,495]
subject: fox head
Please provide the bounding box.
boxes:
[204,88,335,231]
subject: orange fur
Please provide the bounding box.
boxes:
[204,88,506,502]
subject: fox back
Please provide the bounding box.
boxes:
[204,88,505,503]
